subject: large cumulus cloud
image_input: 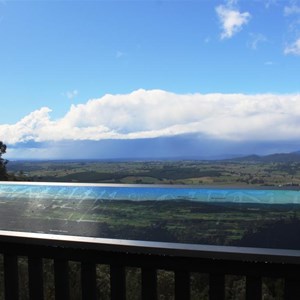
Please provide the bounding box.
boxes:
[1,89,300,145]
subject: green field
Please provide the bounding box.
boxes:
[8,159,300,188]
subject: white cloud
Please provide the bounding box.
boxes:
[264,61,274,65]
[264,0,279,9]
[116,51,125,59]
[2,90,300,145]
[284,5,300,16]
[226,0,238,6]
[216,5,251,39]
[284,38,300,55]
[204,37,211,44]
[65,90,78,100]
[248,33,267,50]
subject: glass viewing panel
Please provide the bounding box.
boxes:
[1,182,300,250]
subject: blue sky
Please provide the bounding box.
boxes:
[1,0,300,159]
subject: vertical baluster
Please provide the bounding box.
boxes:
[285,276,300,300]
[246,276,261,300]
[28,257,44,300]
[110,265,126,300]
[175,270,190,300]
[54,259,69,300]
[141,268,157,300]
[4,253,19,300]
[209,273,225,300]
[81,261,97,300]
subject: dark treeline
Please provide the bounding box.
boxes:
[0,141,8,180]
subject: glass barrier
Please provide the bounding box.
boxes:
[1,182,300,250]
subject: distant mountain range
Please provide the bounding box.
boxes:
[228,151,300,163]
[8,151,300,163]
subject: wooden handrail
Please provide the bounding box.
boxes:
[1,230,300,264]
[1,230,300,299]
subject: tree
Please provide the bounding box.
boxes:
[0,141,8,180]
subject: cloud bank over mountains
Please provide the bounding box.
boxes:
[2,89,300,148]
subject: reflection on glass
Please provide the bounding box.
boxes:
[1,182,300,250]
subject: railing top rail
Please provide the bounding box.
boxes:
[1,180,296,190]
[1,230,300,264]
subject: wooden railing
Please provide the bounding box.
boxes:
[1,230,300,299]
